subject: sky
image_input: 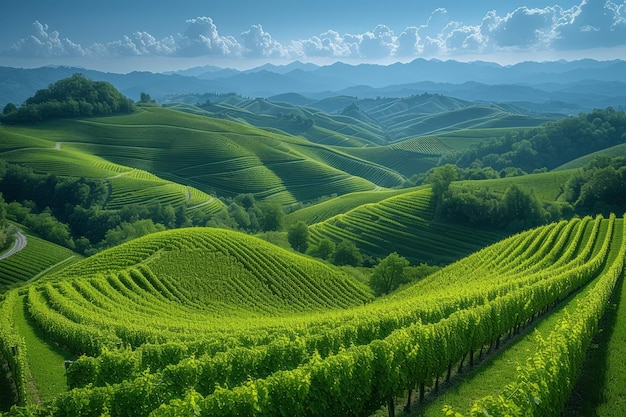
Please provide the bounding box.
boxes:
[1,0,625,73]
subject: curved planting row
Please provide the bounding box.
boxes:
[2,216,622,417]
[0,235,79,288]
[460,215,626,416]
[308,188,500,264]
[389,136,452,155]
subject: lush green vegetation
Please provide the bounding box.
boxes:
[307,188,501,265]
[0,215,621,416]
[0,162,224,255]
[1,74,135,124]
[448,107,626,174]
[1,78,626,416]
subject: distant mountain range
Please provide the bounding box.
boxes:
[1,59,625,114]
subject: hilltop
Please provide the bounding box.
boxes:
[2,59,626,114]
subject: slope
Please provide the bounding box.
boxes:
[0,107,393,205]
[0,128,225,216]
[308,188,501,265]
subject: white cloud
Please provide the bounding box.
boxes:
[176,17,241,56]
[396,27,421,57]
[240,24,288,58]
[553,0,626,49]
[358,25,397,58]
[294,30,357,57]
[7,21,86,57]
[3,3,626,65]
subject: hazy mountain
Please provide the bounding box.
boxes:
[1,59,625,113]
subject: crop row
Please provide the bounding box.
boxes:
[15,215,621,417]
[389,136,452,155]
[461,216,626,416]
[308,188,499,264]
[37,217,604,388]
[0,235,78,287]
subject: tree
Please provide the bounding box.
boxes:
[139,92,156,105]
[333,240,363,267]
[501,184,544,229]
[426,164,458,202]
[259,202,284,231]
[369,252,410,296]
[287,221,309,253]
[308,238,335,260]
[3,103,17,115]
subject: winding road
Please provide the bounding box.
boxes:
[0,231,27,260]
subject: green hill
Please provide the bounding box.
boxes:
[42,227,373,318]
[308,188,502,265]
[1,215,623,416]
[1,107,397,205]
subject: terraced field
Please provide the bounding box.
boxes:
[0,232,80,290]
[0,129,225,216]
[308,188,502,264]
[0,213,623,417]
[0,108,394,205]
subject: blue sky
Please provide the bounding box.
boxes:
[1,0,625,72]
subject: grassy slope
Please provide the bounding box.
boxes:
[401,218,622,416]
[42,227,374,318]
[0,231,81,291]
[452,169,575,201]
[2,215,622,416]
[554,142,626,171]
[565,257,626,416]
[308,188,502,265]
[0,126,225,216]
[0,108,389,205]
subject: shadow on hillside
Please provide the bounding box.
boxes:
[0,360,19,412]
[564,272,624,416]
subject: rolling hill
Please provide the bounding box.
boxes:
[0,214,623,416]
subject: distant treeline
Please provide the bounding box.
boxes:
[445,107,626,174]
[1,74,135,124]
[428,155,626,231]
[0,162,286,255]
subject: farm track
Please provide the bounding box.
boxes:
[0,232,27,261]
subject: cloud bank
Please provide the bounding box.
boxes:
[4,0,625,63]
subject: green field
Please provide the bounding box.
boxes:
[308,187,502,264]
[0,212,622,416]
[1,90,625,417]
[0,231,80,291]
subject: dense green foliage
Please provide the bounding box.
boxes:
[563,155,626,214]
[0,162,227,254]
[308,188,501,265]
[369,252,410,296]
[0,216,617,416]
[449,108,626,173]
[0,74,135,124]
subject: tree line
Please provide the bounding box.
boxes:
[1,74,135,124]
[443,107,626,174]
[0,162,286,255]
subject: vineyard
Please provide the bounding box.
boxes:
[0,233,80,289]
[308,188,502,264]
[0,214,624,416]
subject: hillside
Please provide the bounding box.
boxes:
[0,107,403,205]
[164,93,555,145]
[3,60,626,113]
[0,215,623,416]
[307,188,502,265]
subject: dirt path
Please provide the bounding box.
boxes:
[0,232,27,261]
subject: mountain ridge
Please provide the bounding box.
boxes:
[2,58,625,114]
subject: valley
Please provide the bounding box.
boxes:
[0,63,625,416]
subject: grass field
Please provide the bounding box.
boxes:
[0,214,622,416]
[0,231,80,291]
[308,187,502,264]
